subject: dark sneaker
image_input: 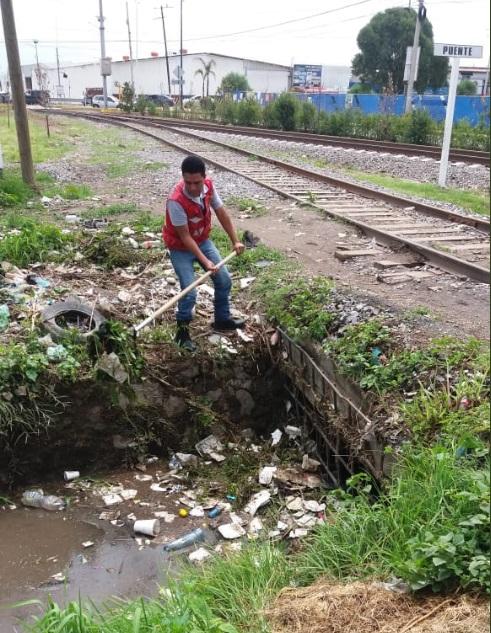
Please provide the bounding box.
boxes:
[175,323,196,352]
[213,317,245,331]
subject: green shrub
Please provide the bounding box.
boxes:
[273,93,299,131]
[404,109,436,145]
[262,101,281,129]
[298,100,318,132]
[0,170,34,207]
[215,98,237,124]
[236,98,262,126]
[135,95,149,115]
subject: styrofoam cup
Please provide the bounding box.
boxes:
[64,470,80,481]
[134,519,161,536]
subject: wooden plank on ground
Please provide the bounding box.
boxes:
[335,249,383,261]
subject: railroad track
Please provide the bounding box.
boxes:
[89,112,490,166]
[47,110,490,284]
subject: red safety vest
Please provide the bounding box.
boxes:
[163,178,213,250]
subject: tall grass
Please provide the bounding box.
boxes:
[0,217,71,266]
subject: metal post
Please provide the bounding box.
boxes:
[0,0,35,186]
[483,57,490,96]
[179,0,183,109]
[438,57,460,187]
[405,0,425,114]
[98,0,108,108]
[125,1,135,89]
[33,39,41,89]
[160,5,172,96]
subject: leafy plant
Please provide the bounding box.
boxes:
[0,219,71,267]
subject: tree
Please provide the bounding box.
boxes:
[352,7,448,94]
[457,79,477,95]
[120,81,135,112]
[349,83,373,94]
[194,57,216,97]
[219,72,250,94]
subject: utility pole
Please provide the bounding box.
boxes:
[98,0,108,107]
[160,5,172,95]
[179,0,183,109]
[0,0,35,186]
[55,46,64,97]
[33,39,41,89]
[125,1,135,89]
[405,0,425,114]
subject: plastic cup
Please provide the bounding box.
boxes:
[134,519,161,536]
[64,471,80,481]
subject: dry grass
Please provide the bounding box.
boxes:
[266,580,489,633]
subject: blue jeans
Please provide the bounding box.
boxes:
[169,239,232,322]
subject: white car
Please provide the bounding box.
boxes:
[92,95,120,108]
[183,95,202,106]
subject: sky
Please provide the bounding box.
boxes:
[0,0,489,73]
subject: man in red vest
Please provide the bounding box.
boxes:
[163,155,245,351]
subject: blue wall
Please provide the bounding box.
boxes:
[294,93,490,126]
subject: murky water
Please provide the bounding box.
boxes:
[0,464,209,632]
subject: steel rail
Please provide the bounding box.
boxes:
[46,110,490,284]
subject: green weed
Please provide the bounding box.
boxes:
[82,202,141,218]
[0,218,71,266]
[0,170,34,207]
[226,196,266,216]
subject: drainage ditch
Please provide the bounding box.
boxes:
[0,333,389,629]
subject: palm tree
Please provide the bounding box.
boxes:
[194,57,216,97]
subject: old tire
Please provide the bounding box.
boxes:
[41,298,106,342]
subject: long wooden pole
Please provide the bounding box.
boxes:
[0,0,35,186]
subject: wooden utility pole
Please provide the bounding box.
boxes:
[405,0,426,114]
[160,5,172,95]
[0,0,35,186]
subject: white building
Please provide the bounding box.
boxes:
[23,52,291,99]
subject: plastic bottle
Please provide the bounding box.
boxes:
[163,527,205,552]
[21,489,66,511]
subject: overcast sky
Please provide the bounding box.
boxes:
[1,0,489,72]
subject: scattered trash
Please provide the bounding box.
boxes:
[248,517,264,535]
[63,470,80,482]
[82,541,95,548]
[102,493,123,507]
[303,500,325,513]
[142,240,162,249]
[154,511,176,523]
[207,506,222,519]
[218,523,246,539]
[207,334,238,354]
[164,527,205,551]
[378,577,411,594]
[121,226,135,236]
[286,497,303,512]
[0,304,10,331]
[243,490,271,516]
[239,276,256,289]
[135,474,153,482]
[99,510,120,521]
[189,506,205,517]
[288,528,308,539]
[195,435,225,460]
[26,274,51,288]
[65,214,80,224]
[168,454,182,471]
[254,260,273,268]
[259,466,277,485]
[175,452,198,467]
[242,230,260,248]
[270,330,280,346]
[189,547,211,564]
[120,489,137,500]
[274,467,322,489]
[458,396,470,410]
[134,518,160,536]
[236,329,254,343]
[284,426,301,441]
[50,572,66,583]
[127,238,139,249]
[21,490,66,512]
[150,483,169,492]
[301,454,321,472]
[178,508,189,518]
[96,353,129,384]
[271,429,283,447]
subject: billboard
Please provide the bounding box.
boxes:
[292,64,322,89]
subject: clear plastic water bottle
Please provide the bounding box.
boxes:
[21,489,66,511]
[163,528,205,552]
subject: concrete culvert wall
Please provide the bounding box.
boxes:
[0,345,288,488]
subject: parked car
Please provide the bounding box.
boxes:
[183,95,202,107]
[92,95,119,108]
[25,90,50,105]
[144,94,175,107]
[82,87,103,106]
[0,92,11,104]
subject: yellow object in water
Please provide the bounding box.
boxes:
[178,508,189,518]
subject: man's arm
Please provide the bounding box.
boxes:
[174,225,218,272]
[214,206,245,254]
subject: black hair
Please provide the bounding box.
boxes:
[181,155,206,176]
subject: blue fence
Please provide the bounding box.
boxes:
[295,93,490,126]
